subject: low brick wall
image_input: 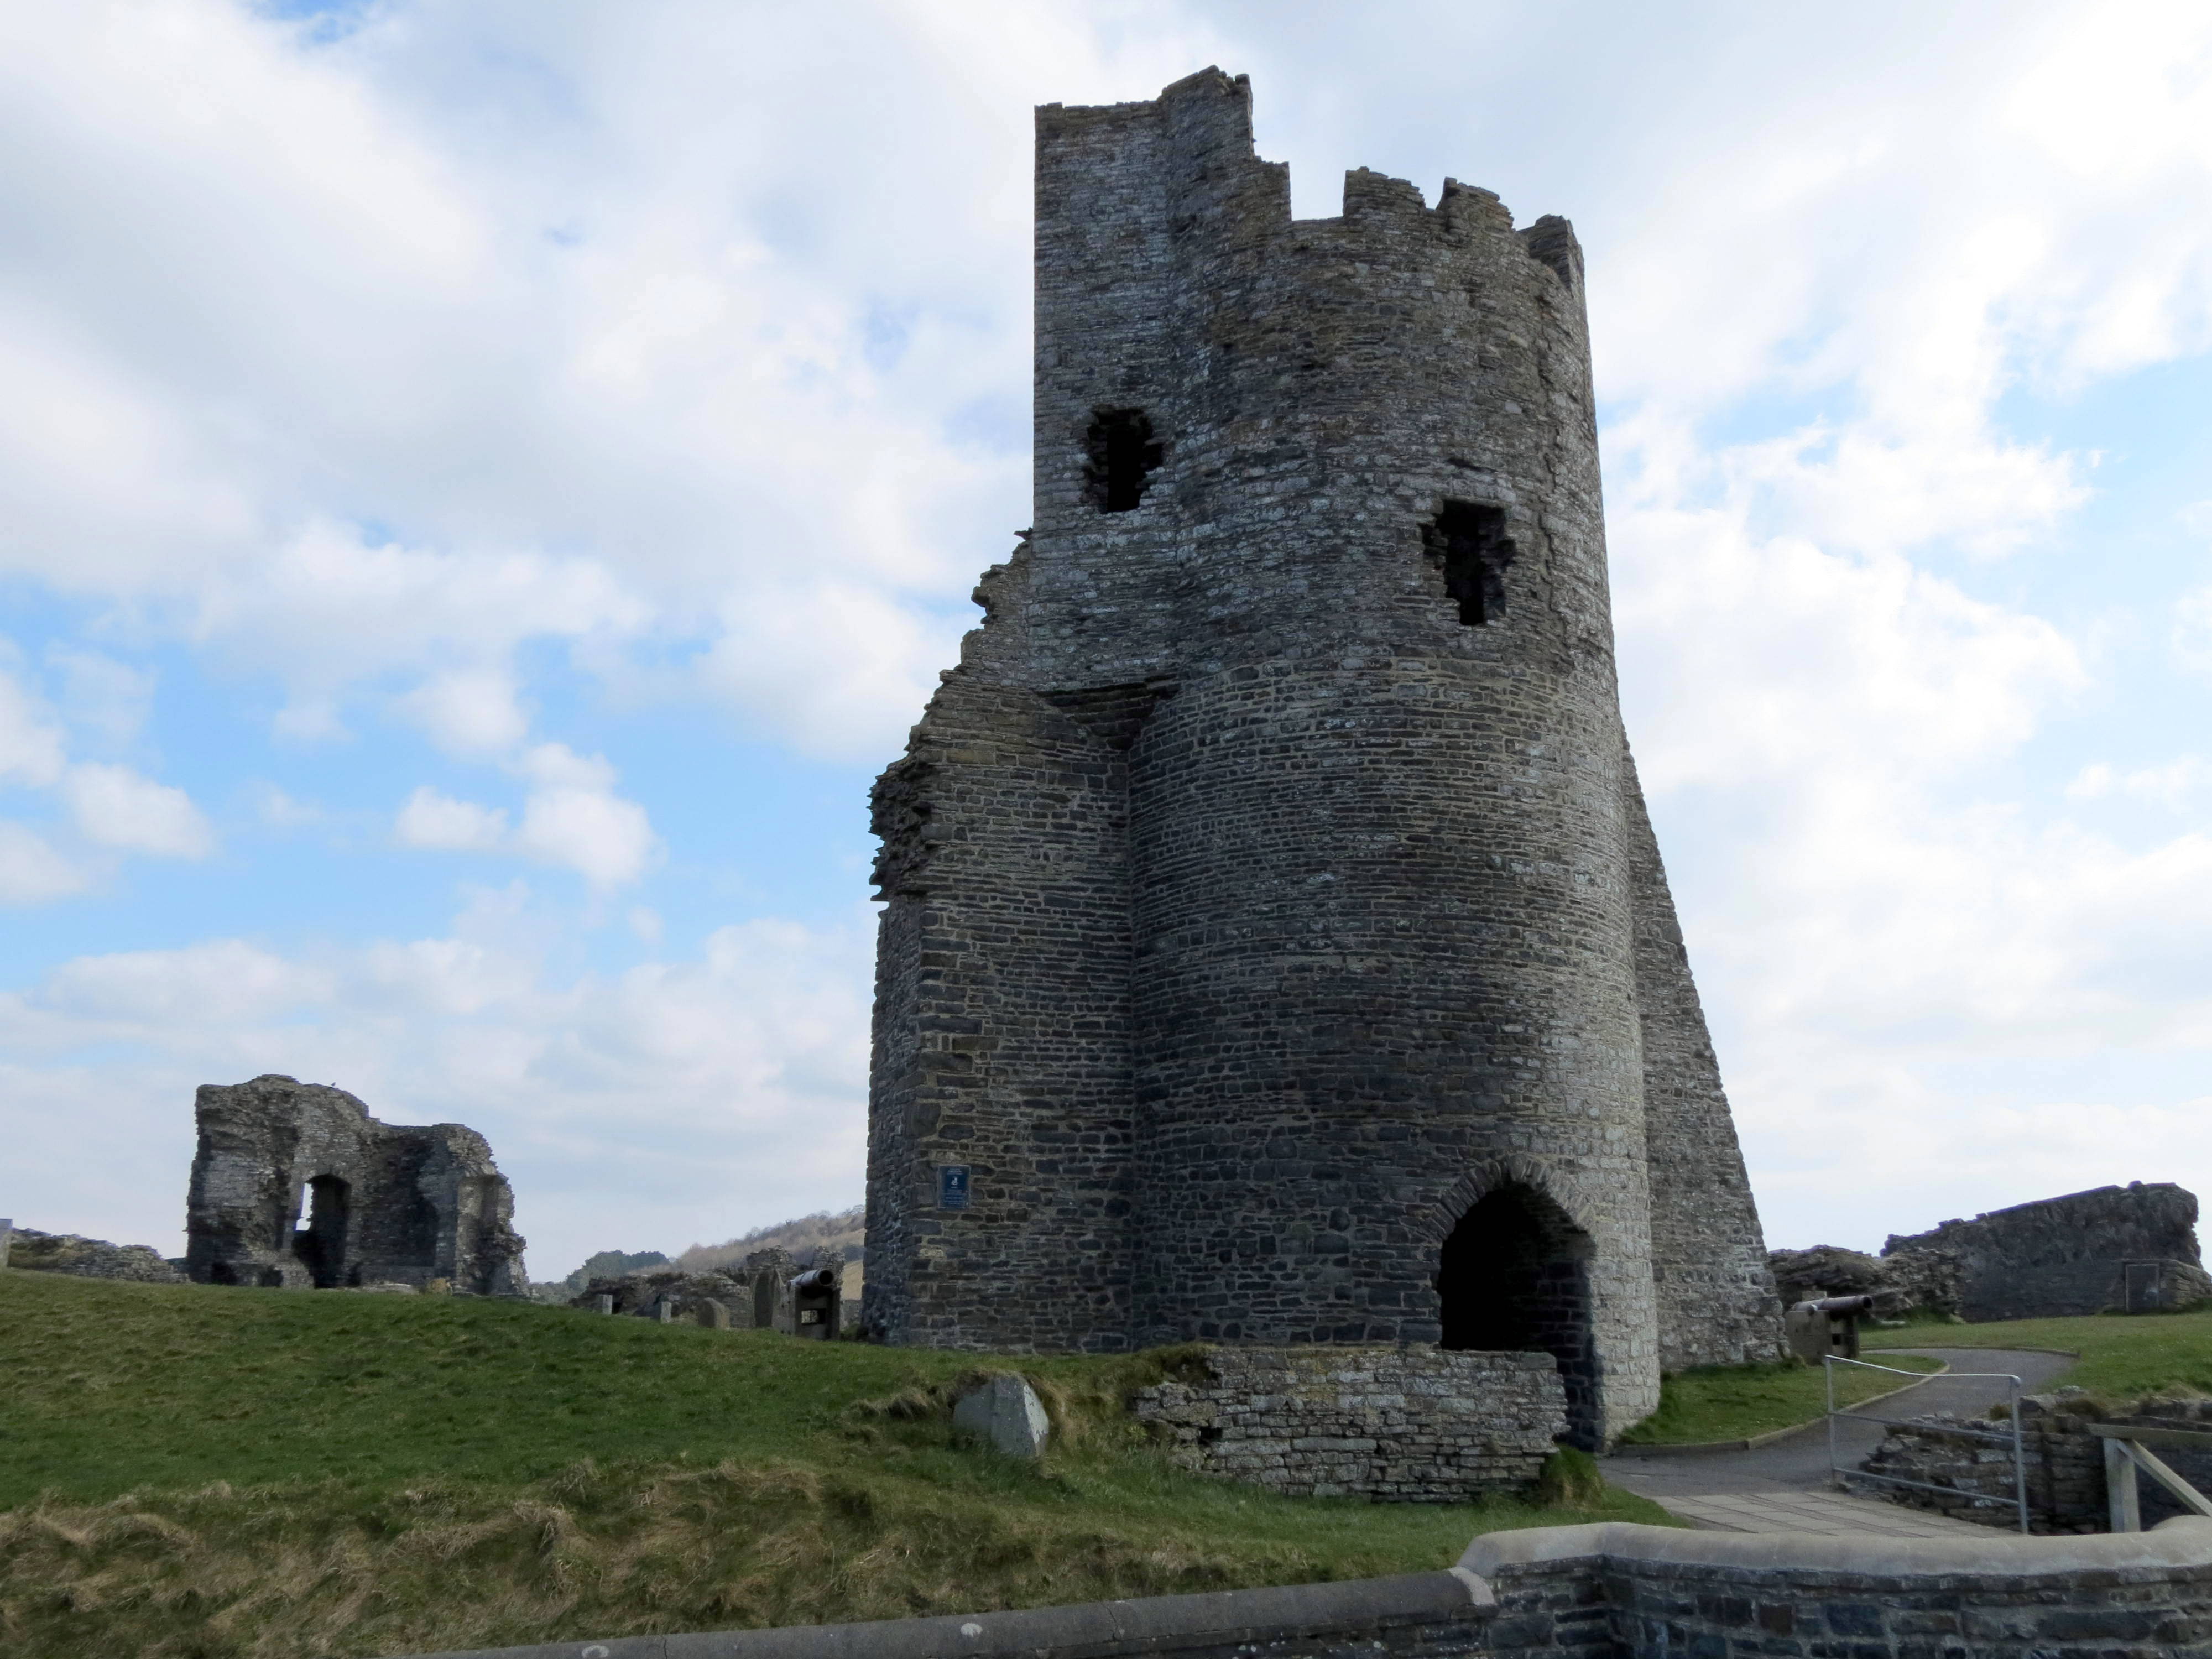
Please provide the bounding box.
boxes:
[1129,1344,1568,1500]
[1861,1392,2212,1533]
[1466,1517,2212,1659]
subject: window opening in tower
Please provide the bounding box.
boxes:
[1085,408,1164,512]
[1424,500,1517,625]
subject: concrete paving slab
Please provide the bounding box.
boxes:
[1662,1488,2011,1537]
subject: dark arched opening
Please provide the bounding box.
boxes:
[1084,408,1164,512]
[295,1175,351,1290]
[754,1274,775,1329]
[1422,500,1516,625]
[1438,1180,1598,1448]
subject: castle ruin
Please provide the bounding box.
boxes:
[185,1074,528,1295]
[863,69,1782,1445]
[1883,1182,2210,1322]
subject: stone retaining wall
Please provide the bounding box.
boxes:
[1129,1344,1567,1500]
[393,1517,2212,1658]
[1467,1517,2212,1659]
[1863,1391,2212,1532]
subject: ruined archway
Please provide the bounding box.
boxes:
[1437,1180,1598,1448]
[295,1174,351,1290]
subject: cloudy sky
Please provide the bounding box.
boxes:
[3,0,2210,1280]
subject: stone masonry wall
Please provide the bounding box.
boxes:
[1472,1523,2212,1659]
[1863,1391,2212,1533]
[1129,1344,1568,1501]
[1881,1182,2207,1322]
[864,65,1781,1451]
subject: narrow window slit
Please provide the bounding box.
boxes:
[1085,408,1164,512]
[1423,500,1516,625]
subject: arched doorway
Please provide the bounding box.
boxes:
[295,1175,351,1289]
[1437,1180,1598,1447]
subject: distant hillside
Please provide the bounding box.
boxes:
[560,1249,670,1292]
[677,1204,864,1271]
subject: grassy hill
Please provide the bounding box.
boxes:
[676,1204,866,1272]
[0,1269,1662,1659]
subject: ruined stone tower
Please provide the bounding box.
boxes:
[864,69,1781,1444]
[185,1075,529,1296]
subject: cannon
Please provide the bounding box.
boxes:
[789,1267,839,1339]
[1784,1293,1875,1363]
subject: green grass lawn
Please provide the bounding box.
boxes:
[1617,1352,1946,1446]
[0,1270,1668,1659]
[1863,1307,2212,1400]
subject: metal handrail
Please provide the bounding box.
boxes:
[1825,1354,2028,1534]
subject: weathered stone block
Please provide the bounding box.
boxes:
[953,1373,1051,1459]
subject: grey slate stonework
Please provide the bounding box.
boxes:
[1864,1392,2212,1534]
[1132,1345,1568,1500]
[184,1074,527,1295]
[862,67,1780,1447]
[1881,1181,2208,1322]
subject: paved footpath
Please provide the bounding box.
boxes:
[1598,1348,2077,1537]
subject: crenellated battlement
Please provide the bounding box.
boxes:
[1040,67,1569,289]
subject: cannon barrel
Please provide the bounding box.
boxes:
[789,1268,837,1292]
[1795,1294,1876,1316]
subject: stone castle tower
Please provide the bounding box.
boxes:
[864,69,1781,1444]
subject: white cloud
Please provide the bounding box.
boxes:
[0,666,66,787]
[394,749,659,887]
[252,782,322,828]
[515,785,656,888]
[0,822,89,903]
[518,743,615,793]
[2064,757,2207,809]
[33,938,314,1030]
[511,745,657,888]
[48,648,155,747]
[395,786,508,852]
[60,761,214,857]
[2174,586,2212,676]
[394,666,529,756]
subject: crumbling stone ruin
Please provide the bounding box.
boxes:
[184,1074,528,1295]
[1881,1182,2209,1322]
[1,1226,184,1283]
[569,1248,843,1335]
[863,67,1782,1447]
[1771,1183,2208,1324]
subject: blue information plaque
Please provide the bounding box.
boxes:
[937,1165,971,1210]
